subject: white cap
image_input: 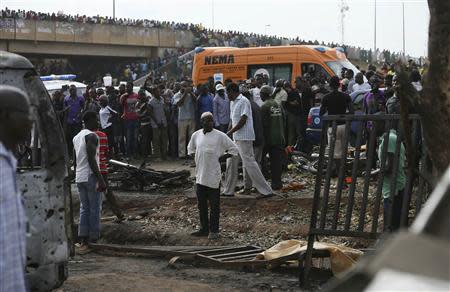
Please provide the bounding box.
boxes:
[215,84,225,91]
[200,111,213,120]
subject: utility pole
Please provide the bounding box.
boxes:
[339,0,349,45]
[113,0,116,19]
[374,0,377,61]
[402,1,406,55]
[265,24,271,35]
[212,0,215,29]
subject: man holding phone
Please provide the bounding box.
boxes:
[73,111,107,253]
[173,81,196,158]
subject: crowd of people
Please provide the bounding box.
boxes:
[1,8,420,66]
[50,59,423,241]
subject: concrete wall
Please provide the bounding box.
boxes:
[0,18,194,57]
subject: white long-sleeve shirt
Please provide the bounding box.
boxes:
[188,129,238,189]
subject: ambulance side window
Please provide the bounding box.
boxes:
[248,64,292,86]
[301,63,331,82]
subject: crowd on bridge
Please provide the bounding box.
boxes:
[1,7,416,66]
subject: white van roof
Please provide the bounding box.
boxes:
[43,80,87,91]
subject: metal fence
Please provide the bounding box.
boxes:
[300,113,430,286]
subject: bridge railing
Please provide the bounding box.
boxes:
[0,18,194,48]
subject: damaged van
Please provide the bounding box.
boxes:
[0,51,69,291]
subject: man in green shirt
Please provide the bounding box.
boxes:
[260,85,285,190]
[377,126,406,232]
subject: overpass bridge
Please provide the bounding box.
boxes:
[0,18,195,59]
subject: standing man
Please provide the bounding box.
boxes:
[0,86,32,292]
[376,122,406,232]
[188,112,238,239]
[352,72,372,92]
[136,90,153,158]
[120,82,139,159]
[196,84,214,122]
[273,79,288,106]
[296,76,314,152]
[239,86,265,195]
[64,85,84,158]
[345,69,355,94]
[250,75,264,107]
[148,86,168,161]
[212,83,230,133]
[173,81,196,159]
[73,111,107,253]
[163,88,178,158]
[223,83,273,199]
[284,81,303,146]
[98,95,118,157]
[320,76,354,174]
[94,129,124,221]
[260,85,285,190]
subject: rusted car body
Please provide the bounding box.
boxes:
[0,51,68,291]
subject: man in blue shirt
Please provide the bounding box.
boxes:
[212,84,230,133]
[64,85,85,158]
[196,84,214,126]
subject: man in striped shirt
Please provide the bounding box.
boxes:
[0,86,33,291]
[223,83,273,199]
[95,130,124,221]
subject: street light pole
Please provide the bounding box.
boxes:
[374,0,377,55]
[402,1,406,55]
[212,0,215,29]
[265,24,271,35]
[113,0,116,19]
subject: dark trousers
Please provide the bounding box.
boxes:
[286,112,301,146]
[196,184,220,233]
[140,124,153,157]
[103,126,118,157]
[124,119,139,157]
[383,189,405,232]
[152,126,168,159]
[66,123,82,158]
[263,145,284,190]
[168,122,178,158]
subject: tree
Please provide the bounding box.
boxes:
[397,0,450,177]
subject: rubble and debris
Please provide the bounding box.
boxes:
[107,159,192,191]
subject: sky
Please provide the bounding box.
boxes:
[2,0,430,57]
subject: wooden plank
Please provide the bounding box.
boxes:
[224,256,261,261]
[175,246,233,253]
[196,246,254,256]
[89,243,193,257]
[206,248,264,259]
[215,252,262,261]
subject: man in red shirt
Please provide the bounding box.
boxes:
[95,130,124,220]
[120,82,139,158]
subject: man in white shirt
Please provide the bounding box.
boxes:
[250,75,264,107]
[352,72,372,92]
[99,95,117,156]
[73,111,107,253]
[223,83,273,199]
[187,112,238,239]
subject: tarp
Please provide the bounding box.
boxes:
[255,240,363,277]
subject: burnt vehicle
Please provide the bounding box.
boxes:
[0,51,69,291]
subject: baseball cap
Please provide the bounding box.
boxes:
[215,84,225,91]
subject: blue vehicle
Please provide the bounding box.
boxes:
[306,106,323,145]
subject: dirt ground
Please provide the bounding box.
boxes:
[60,159,371,291]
